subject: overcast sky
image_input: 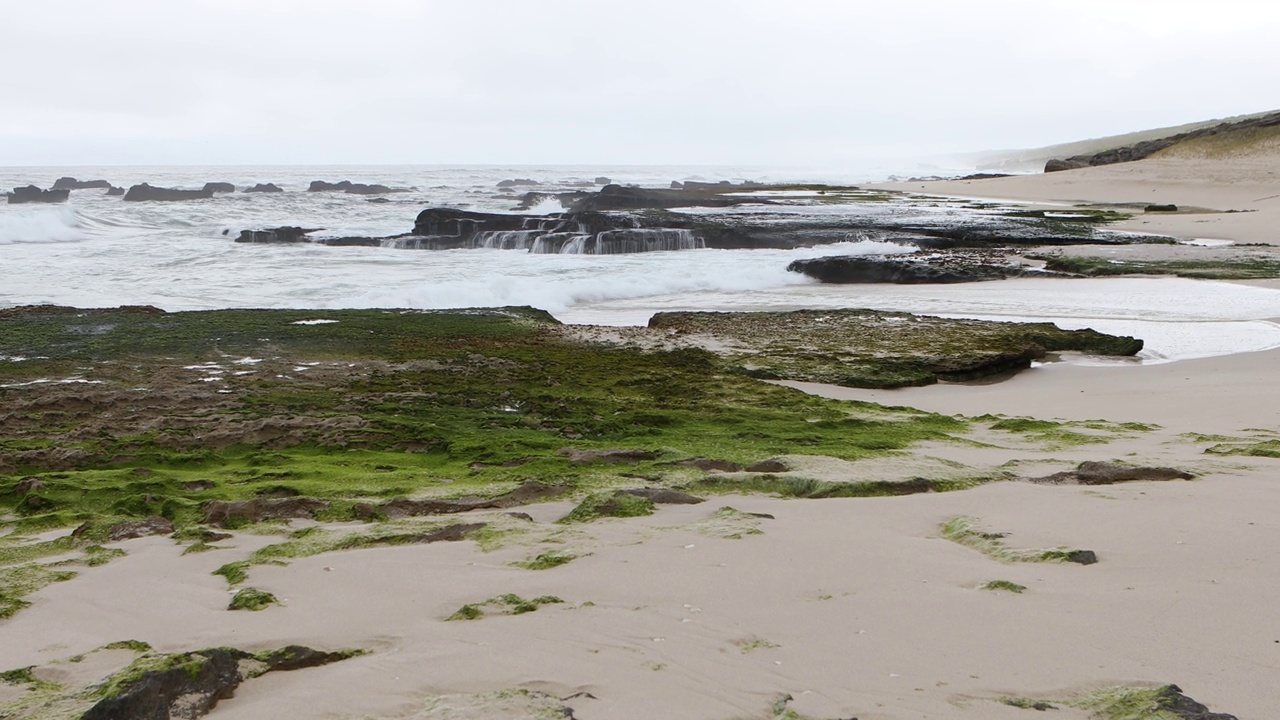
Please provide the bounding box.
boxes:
[2,0,1277,167]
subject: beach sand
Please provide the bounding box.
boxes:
[3,152,1279,719]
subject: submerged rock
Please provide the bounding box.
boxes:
[307,180,404,194]
[123,183,215,202]
[7,185,69,204]
[243,183,284,193]
[236,226,321,243]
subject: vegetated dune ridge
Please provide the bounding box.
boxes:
[964,107,1278,172]
[881,116,1280,249]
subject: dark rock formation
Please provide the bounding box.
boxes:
[7,185,69,204]
[107,186,125,196]
[375,482,569,518]
[744,459,789,473]
[1146,204,1178,212]
[1153,684,1239,720]
[787,254,1029,284]
[594,176,612,185]
[107,516,176,541]
[669,458,743,472]
[1065,550,1098,565]
[1044,158,1090,173]
[1029,461,1194,485]
[243,183,283,193]
[123,183,214,202]
[569,183,744,212]
[618,488,705,504]
[52,177,112,190]
[236,227,321,243]
[308,180,402,194]
[670,181,684,189]
[558,448,661,464]
[80,646,356,720]
[497,178,540,188]
[202,182,235,193]
[1044,111,1280,172]
[201,497,329,526]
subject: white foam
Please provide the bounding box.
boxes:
[0,206,85,244]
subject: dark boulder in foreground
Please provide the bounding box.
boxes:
[52,177,112,190]
[787,254,1030,284]
[307,180,403,194]
[202,182,235,193]
[244,182,284,193]
[123,183,214,201]
[7,185,69,204]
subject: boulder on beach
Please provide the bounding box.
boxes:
[202,182,236,193]
[1044,158,1090,172]
[244,182,284,193]
[123,183,215,201]
[7,185,70,204]
[52,177,112,190]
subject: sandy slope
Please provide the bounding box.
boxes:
[875,148,1280,245]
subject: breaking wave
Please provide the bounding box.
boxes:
[0,207,86,244]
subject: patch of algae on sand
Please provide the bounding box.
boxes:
[941,516,1093,564]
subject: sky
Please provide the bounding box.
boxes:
[1,0,1277,167]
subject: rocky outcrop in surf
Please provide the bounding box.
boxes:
[235,183,1174,255]
[123,183,215,201]
[244,182,284,193]
[6,185,69,204]
[787,253,1036,284]
[307,180,406,195]
[51,177,112,190]
[203,182,235,193]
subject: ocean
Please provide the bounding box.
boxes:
[4,164,1280,363]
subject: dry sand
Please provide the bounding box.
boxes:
[3,152,1280,720]
[874,147,1280,245]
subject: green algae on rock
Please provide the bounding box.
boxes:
[646,309,1142,388]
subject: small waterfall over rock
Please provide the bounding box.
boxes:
[469,230,544,250]
[590,229,703,254]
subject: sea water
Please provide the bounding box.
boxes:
[3,164,1280,363]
